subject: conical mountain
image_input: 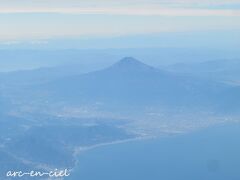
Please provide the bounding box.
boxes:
[108,57,157,72]
[33,57,234,112]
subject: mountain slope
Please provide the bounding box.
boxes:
[167,59,240,84]
[30,57,236,113]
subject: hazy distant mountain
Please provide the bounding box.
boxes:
[1,48,239,72]
[0,49,115,72]
[0,64,87,86]
[167,59,240,84]
[28,57,238,113]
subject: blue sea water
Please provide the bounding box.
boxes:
[68,124,240,180]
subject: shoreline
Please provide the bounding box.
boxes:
[67,135,155,179]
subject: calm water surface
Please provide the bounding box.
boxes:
[68,124,240,180]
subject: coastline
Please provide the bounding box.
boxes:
[67,135,154,179]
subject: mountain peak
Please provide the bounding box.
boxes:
[118,57,142,65]
[110,57,155,72]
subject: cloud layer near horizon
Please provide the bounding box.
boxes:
[1,0,240,16]
[0,7,240,16]
[0,0,240,41]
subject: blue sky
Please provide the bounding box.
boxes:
[0,0,240,47]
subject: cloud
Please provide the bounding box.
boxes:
[0,40,21,45]
[0,7,240,16]
[0,0,239,41]
[1,0,240,16]
[1,0,240,9]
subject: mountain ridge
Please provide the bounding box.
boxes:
[23,57,238,114]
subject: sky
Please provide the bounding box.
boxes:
[0,0,240,48]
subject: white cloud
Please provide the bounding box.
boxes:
[0,0,239,41]
[1,40,21,45]
[0,7,240,16]
[1,0,240,15]
[1,0,240,7]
